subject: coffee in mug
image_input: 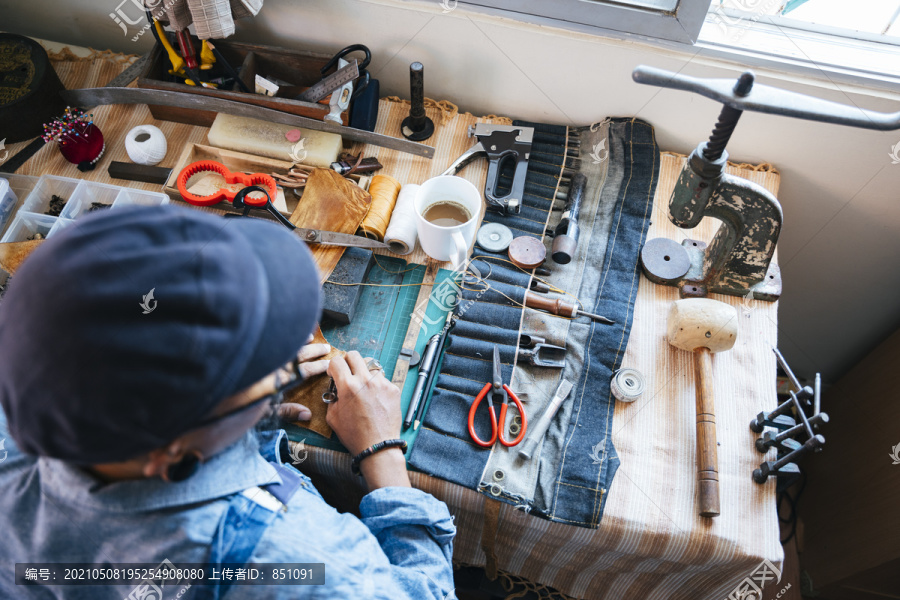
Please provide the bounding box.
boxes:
[414,176,483,268]
[422,201,472,227]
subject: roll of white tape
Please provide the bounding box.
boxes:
[384,183,420,255]
[124,125,167,166]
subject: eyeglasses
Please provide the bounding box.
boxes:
[192,354,306,429]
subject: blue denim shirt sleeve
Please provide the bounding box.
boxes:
[0,410,26,467]
[226,480,456,600]
[360,487,457,598]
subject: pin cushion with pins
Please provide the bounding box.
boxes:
[42,107,105,172]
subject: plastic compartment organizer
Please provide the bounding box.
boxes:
[0,175,169,303]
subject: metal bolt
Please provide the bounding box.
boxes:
[756,412,829,452]
[753,434,824,483]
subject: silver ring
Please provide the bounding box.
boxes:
[322,380,338,404]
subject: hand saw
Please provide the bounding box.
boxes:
[60,87,434,158]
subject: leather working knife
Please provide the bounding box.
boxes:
[292,227,387,250]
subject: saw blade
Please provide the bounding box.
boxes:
[61,87,435,158]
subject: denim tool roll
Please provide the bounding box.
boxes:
[409,118,660,528]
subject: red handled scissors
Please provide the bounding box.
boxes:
[467,345,528,448]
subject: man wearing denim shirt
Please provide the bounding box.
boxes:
[0,205,456,599]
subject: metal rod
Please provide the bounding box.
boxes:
[814,372,822,415]
[789,390,815,438]
[773,348,801,392]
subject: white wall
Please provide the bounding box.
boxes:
[6,0,900,381]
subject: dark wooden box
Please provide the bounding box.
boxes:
[136,39,349,127]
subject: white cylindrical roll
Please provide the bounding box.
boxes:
[611,368,645,403]
[384,183,420,255]
[125,125,167,166]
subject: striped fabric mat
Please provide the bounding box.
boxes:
[298,150,784,600]
[5,50,782,600]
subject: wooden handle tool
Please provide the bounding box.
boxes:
[667,298,738,518]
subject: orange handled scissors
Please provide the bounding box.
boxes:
[467,345,528,448]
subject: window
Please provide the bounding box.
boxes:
[454,0,713,44]
[699,1,900,85]
[430,0,900,85]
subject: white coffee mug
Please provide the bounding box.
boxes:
[415,176,482,269]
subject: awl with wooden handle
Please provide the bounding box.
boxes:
[524,292,614,325]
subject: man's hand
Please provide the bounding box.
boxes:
[326,351,410,489]
[276,341,331,423]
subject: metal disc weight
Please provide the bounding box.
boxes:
[640,237,691,283]
[508,236,547,270]
[476,222,514,253]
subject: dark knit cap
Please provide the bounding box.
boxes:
[0,205,321,463]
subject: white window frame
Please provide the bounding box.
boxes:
[434,0,714,44]
[697,6,900,90]
[392,0,900,90]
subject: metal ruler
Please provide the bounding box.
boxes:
[296,59,359,103]
[106,52,152,89]
[61,87,435,158]
[0,52,151,174]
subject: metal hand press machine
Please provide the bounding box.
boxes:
[633,65,900,302]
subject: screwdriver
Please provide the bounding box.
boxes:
[524,292,614,325]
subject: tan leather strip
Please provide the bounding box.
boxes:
[481,498,502,581]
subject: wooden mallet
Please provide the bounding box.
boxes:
[667,298,737,518]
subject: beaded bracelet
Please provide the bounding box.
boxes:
[351,439,408,476]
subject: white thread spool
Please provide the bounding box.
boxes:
[384,183,420,255]
[125,125,167,166]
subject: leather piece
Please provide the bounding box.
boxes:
[0,240,43,275]
[481,498,502,581]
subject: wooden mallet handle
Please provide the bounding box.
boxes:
[694,347,720,517]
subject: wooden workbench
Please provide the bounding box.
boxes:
[3,48,783,600]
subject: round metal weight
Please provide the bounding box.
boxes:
[640,237,691,283]
[610,368,645,403]
[508,236,547,270]
[476,222,514,253]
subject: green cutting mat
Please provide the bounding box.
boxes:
[284,263,456,457]
[319,255,421,379]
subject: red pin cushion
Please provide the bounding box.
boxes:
[176,160,278,207]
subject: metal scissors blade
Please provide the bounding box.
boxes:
[492,345,503,390]
[292,227,388,250]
